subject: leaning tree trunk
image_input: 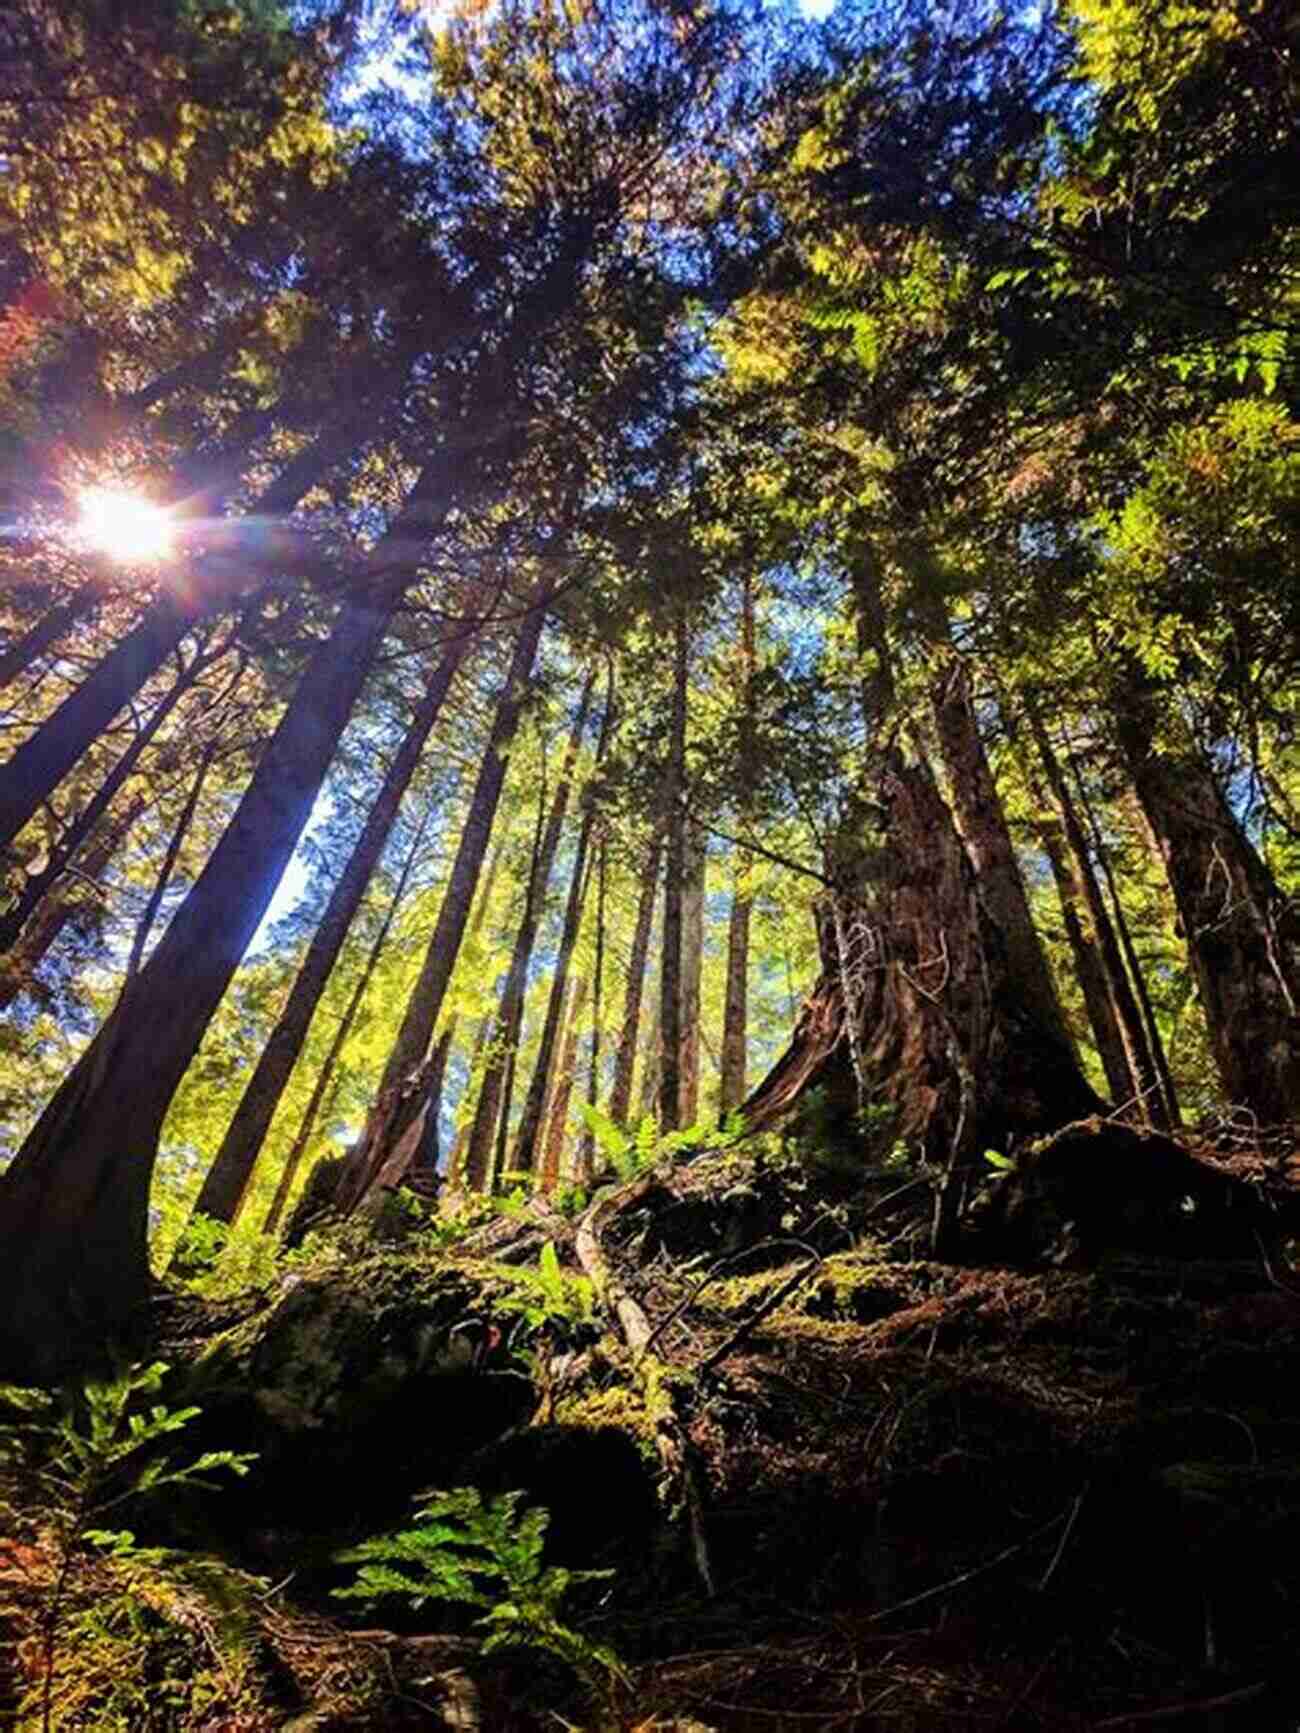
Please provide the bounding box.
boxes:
[335,603,548,1210]
[262,804,433,1236]
[1115,677,1299,1126]
[0,576,115,695]
[0,453,460,1379]
[680,821,706,1125]
[463,668,596,1191]
[0,586,404,1380]
[741,748,1103,1255]
[192,631,470,1224]
[540,974,589,1192]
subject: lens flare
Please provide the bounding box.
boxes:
[77,487,174,562]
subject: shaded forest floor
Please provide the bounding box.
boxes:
[6,1133,1300,1730]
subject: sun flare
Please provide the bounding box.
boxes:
[77,486,175,563]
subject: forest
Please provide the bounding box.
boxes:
[0,0,1297,1726]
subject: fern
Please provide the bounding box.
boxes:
[334,1488,626,1694]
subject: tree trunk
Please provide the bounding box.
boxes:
[721,571,757,1114]
[928,652,1072,1056]
[660,611,689,1130]
[680,821,705,1124]
[336,603,547,1209]
[741,748,1104,1254]
[0,794,147,1012]
[512,802,600,1175]
[540,975,589,1192]
[1025,701,1174,1127]
[608,834,662,1126]
[1033,811,1136,1108]
[0,447,448,1378]
[1113,684,1299,1119]
[576,831,609,1182]
[720,874,751,1115]
[1076,764,1183,1130]
[261,806,432,1236]
[463,668,596,1191]
[125,730,220,980]
[193,631,470,1223]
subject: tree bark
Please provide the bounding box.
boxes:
[608,834,662,1126]
[1114,682,1297,1118]
[193,631,470,1223]
[463,667,596,1192]
[660,611,689,1130]
[741,748,1104,1254]
[929,652,1072,1056]
[336,603,547,1209]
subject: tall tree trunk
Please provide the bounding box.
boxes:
[608,834,662,1126]
[1113,679,1298,1118]
[660,611,689,1130]
[1075,765,1183,1130]
[125,731,220,980]
[742,748,1104,1253]
[463,668,595,1192]
[262,806,432,1236]
[0,795,147,1012]
[0,459,454,1378]
[193,631,470,1223]
[0,408,390,852]
[512,797,603,1174]
[721,571,757,1114]
[1033,809,1136,1109]
[0,636,233,954]
[540,975,588,1192]
[928,652,1072,1057]
[1026,702,1174,1127]
[576,830,609,1181]
[680,821,705,1124]
[336,604,547,1209]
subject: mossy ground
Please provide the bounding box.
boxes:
[6,1141,1300,1729]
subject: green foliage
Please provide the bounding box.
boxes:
[491,1241,598,1344]
[580,1106,746,1182]
[0,1362,257,1731]
[334,1487,627,1695]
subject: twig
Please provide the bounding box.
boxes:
[1092,1680,1266,1727]
[865,1509,1069,1624]
[696,1251,823,1377]
[1036,1487,1086,1591]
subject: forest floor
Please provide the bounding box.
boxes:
[5,1134,1300,1731]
